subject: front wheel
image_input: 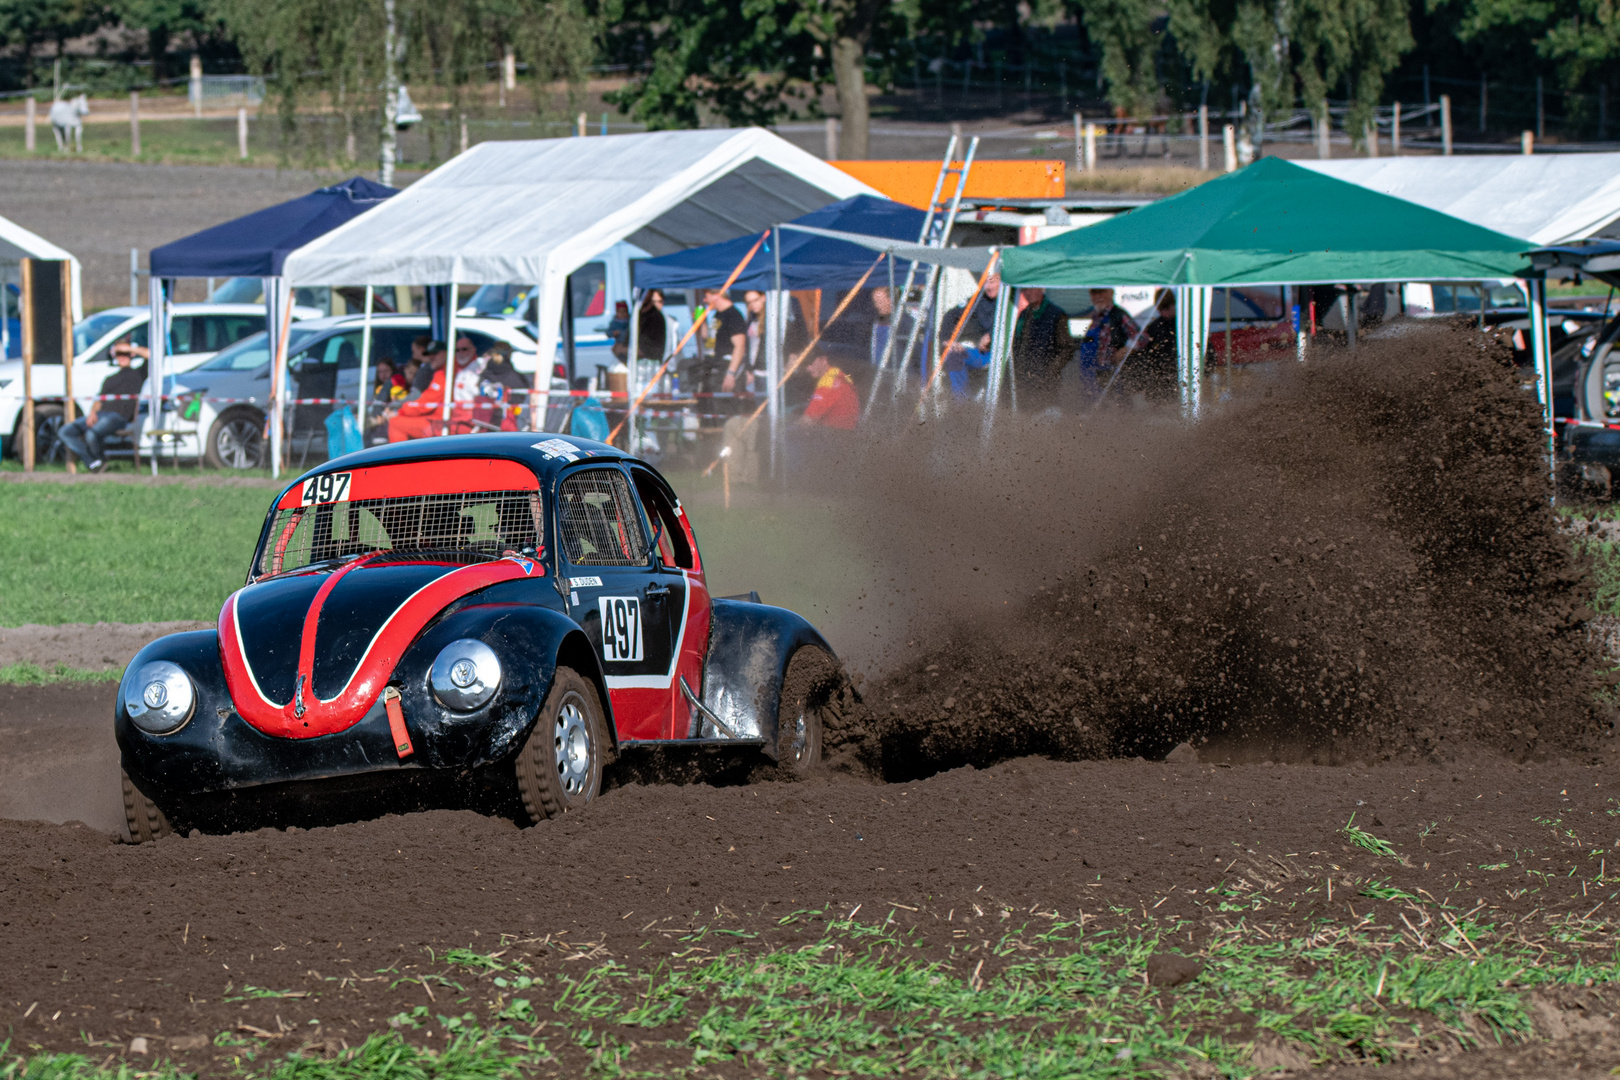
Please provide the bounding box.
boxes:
[514,667,607,822]
[121,770,172,843]
[205,408,266,470]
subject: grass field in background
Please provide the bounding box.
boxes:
[0,470,859,630]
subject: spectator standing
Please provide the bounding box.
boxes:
[939,272,1001,398]
[1077,288,1137,392]
[1119,291,1177,403]
[607,301,631,362]
[707,289,749,395]
[637,289,668,361]
[58,341,147,471]
[1012,287,1077,410]
[800,353,859,429]
[743,289,767,392]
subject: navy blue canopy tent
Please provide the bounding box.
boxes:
[150,177,397,278]
[142,177,397,479]
[632,194,926,291]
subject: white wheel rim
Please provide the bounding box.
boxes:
[553,696,592,798]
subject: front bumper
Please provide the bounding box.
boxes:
[116,610,560,817]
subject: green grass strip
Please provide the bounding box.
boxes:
[0,661,121,685]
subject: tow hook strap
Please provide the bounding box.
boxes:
[383,687,414,759]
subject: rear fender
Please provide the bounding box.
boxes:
[699,599,834,758]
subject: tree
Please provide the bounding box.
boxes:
[217,0,592,177]
[602,0,910,159]
[0,0,108,89]
[1068,0,1169,116]
[118,0,218,83]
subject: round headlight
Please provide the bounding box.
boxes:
[125,661,195,734]
[429,640,501,711]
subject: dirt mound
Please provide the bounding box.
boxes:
[814,322,1609,778]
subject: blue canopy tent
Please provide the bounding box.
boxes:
[145,177,397,475]
[631,194,927,462]
[632,194,926,292]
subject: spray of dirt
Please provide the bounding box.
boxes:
[798,320,1610,778]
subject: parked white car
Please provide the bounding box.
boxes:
[0,303,315,462]
[147,313,539,469]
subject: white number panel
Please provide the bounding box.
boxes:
[300,472,352,505]
[598,596,643,662]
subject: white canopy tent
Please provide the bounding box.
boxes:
[0,214,83,358]
[281,128,875,461]
[1299,154,1620,245]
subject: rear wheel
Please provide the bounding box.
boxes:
[774,648,835,777]
[514,667,607,822]
[205,408,265,470]
[10,404,64,463]
[121,770,172,843]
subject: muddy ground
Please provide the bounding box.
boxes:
[4,324,1620,1075]
[5,745,1620,1076]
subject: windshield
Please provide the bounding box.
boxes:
[73,312,135,356]
[209,277,263,303]
[197,327,319,372]
[465,285,536,318]
[256,489,544,577]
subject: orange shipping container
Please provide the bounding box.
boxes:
[830,159,1065,208]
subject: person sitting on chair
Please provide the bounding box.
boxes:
[58,341,147,471]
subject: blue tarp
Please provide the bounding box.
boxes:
[149,177,397,279]
[632,194,926,292]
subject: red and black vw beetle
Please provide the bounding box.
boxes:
[116,433,840,840]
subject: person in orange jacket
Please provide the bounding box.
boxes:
[386,342,448,441]
[800,353,859,430]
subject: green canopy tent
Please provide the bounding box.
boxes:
[992,156,1550,440]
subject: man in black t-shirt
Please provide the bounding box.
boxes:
[702,289,748,396]
[59,341,148,471]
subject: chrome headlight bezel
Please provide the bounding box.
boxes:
[429,639,501,712]
[125,660,195,735]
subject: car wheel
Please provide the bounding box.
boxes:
[11,403,65,463]
[121,770,172,843]
[514,667,606,822]
[774,647,835,777]
[205,409,265,470]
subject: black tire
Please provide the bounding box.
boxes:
[514,667,607,822]
[121,770,172,843]
[11,403,65,464]
[774,648,834,777]
[205,408,266,470]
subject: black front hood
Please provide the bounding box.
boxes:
[233,557,473,703]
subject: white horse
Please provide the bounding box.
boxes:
[49,94,88,152]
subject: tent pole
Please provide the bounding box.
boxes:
[771,226,783,476]
[358,284,374,448]
[270,277,293,480]
[980,272,1013,441]
[1293,286,1306,362]
[1528,276,1554,481]
[1348,288,1358,350]
[148,276,166,477]
[443,278,459,436]
[627,286,641,454]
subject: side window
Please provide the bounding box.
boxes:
[570,262,608,319]
[630,469,694,570]
[210,315,263,350]
[169,316,195,355]
[556,469,648,566]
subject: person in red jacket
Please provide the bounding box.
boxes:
[386,342,448,441]
[800,353,859,430]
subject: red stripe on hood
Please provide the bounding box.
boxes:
[219,556,540,739]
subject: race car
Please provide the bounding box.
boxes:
[115,433,841,840]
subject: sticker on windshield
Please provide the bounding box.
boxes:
[300,472,352,505]
[598,596,643,662]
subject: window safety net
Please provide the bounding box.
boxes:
[258,490,543,577]
[557,470,648,566]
